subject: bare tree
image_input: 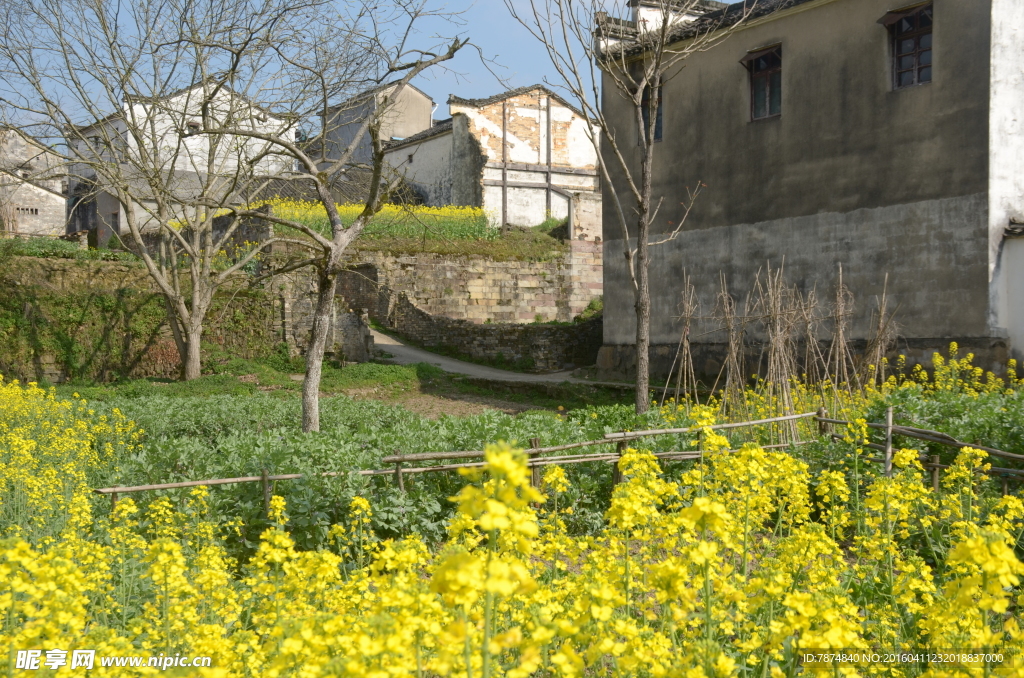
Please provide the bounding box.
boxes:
[1,0,465,403]
[205,1,468,431]
[0,0,332,379]
[505,0,762,413]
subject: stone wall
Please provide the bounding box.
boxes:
[337,239,602,324]
[381,288,602,372]
[272,269,374,363]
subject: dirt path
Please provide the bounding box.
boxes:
[371,330,626,386]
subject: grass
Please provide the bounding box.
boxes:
[0,237,138,262]
[58,355,630,411]
[348,227,566,261]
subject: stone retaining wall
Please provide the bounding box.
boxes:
[337,240,602,324]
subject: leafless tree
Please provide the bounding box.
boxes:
[1,0,465,419]
[0,0,331,379]
[505,0,761,413]
[199,1,468,431]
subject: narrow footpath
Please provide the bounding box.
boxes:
[371,330,628,387]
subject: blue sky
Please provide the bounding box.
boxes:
[410,2,565,117]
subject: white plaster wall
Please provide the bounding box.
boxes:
[989,0,1024,350]
[3,183,66,235]
[78,88,292,178]
[384,131,454,206]
[566,116,599,169]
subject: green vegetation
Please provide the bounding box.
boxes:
[0,257,280,384]
[0,236,137,262]
[349,226,566,261]
[574,294,603,322]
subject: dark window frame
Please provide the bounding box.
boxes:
[886,3,933,90]
[743,46,782,121]
[639,83,663,145]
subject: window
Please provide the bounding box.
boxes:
[407,154,414,164]
[16,207,39,216]
[743,45,782,120]
[187,121,201,133]
[881,3,932,89]
[640,83,663,144]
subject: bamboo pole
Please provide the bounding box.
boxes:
[604,411,818,441]
[261,468,270,519]
[884,406,893,477]
[380,438,613,465]
[817,416,1024,462]
[530,437,541,489]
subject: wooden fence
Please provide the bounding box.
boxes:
[94,409,1023,513]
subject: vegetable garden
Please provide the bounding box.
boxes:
[3,346,1024,675]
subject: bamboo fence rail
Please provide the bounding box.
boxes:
[93,408,1022,514]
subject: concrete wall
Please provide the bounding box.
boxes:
[988,0,1024,358]
[337,240,603,324]
[600,0,1001,374]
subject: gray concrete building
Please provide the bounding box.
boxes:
[597,0,1024,378]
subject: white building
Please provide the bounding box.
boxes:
[382,85,602,239]
[0,129,66,236]
[69,81,293,246]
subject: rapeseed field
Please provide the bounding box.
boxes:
[2,353,1023,676]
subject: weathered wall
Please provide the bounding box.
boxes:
[337,240,603,324]
[450,88,601,229]
[272,269,374,363]
[600,0,1002,373]
[988,0,1024,359]
[352,282,603,372]
[452,115,486,207]
[383,127,454,205]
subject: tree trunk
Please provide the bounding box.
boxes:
[634,234,651,414]
[183,325,203,381]
[302,268,338,432]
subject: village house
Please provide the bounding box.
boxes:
[0,128,66,237]
[68,82,293,246]
[596,0,1024,378]
[321,83,436,166]
[384,85,603,240]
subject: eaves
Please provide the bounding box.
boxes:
[609,0,841,65]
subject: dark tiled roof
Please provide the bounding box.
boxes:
[447,84,587,119]
[384,118,453,150]
[618,0,817,57]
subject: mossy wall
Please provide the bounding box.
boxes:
[0,257,279,383]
